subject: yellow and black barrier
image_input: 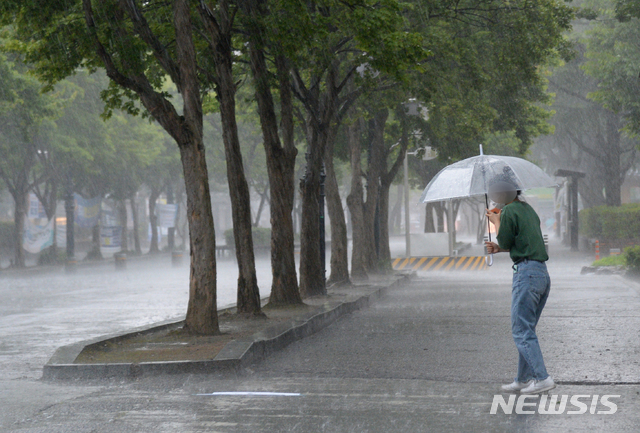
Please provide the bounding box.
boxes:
[392,256,488,272]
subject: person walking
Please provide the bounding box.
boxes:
[485,178,555,394]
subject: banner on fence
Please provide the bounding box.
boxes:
[74,194,101,228]
[100,225,122,254]
[28,193,47,219]
[23,217,54,254]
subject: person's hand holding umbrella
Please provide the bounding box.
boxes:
[485,208,506,254]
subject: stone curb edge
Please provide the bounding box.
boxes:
[42,273,413,381]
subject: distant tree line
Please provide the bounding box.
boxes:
[533,0,640,208]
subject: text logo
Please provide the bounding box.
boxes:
[490,394,620,415]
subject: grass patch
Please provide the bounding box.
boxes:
[592,255,626,267]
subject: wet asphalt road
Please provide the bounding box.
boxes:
[1,243,639,432]
[0,256,272,382]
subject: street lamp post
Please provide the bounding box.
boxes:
[403,147,437,258]
[319,162,326,283]
[447,198,454,257]
[401,99,432,258]
[403,152,411,258]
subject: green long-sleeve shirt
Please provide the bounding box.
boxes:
[496,200,549,263]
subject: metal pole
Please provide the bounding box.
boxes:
[570,176,579,251]
[374,192,380,259]
[403,153,411,258]
[448,198,454,256]
[319,162,326,282]
[64,177,76,272]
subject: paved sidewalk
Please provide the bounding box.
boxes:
[252,252,640,385]
[2,244,640,432]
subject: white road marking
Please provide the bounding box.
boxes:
[196,392,302,397]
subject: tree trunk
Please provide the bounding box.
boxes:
[85,194,103,260]
[166,182,175,250]
[389,184,402,235]
[346,120,367,280]
[179,138,219,335]
[300,125,328,297]
[46,181,58,257]
[378,117,408,271]
[176,0,219,333]
[424,203,436,233]
[64,187,75,260]
[130,193,142,255]
[80,0,219,334]
[377,181,392,269]
[264,147,300,305]
[451,200,460,246]
[604,169,623,206]
[148,187,161,254]
[118,199,128,253]
[198,0,263,314]
[39,180,58,265]
[361,110,388,272]
[295,61,343,297]
[292,191,299,236]
[603,114,623,206]
[264,151,301,306]
[177,184,188,251]
[86,224,102,260]
[247,46,301,306]
[435,203,446,233]
[216,49,261,315]
[253,184,269,227]
[324,127,350,286]
[599,112,618,207]
[12,191,27,268]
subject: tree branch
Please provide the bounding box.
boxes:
[119,0,182,88]
[565,129,600,159]
[0,165,17,197]
[381,120,409,187]
[548,79,592,104]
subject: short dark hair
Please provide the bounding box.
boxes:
[488,166,520,191]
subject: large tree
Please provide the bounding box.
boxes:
[2,0,228,333]
[235,0,303,305]
[267,0,426,295]
[196,0,262,316]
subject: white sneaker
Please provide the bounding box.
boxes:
[501,380,532,393]
[520,376,556,394]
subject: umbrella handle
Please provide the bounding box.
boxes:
[484,193,494,267]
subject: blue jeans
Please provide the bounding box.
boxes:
[511,259,550,382]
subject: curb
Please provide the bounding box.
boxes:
[42,273,413,381]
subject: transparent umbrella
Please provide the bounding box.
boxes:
[419,146,557,265]
[419,153,557,203]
